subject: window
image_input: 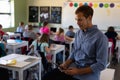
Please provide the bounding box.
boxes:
[0,0,13,28]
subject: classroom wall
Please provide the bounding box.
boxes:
[27,0,120,33]
[3,0,27,32]
[3,0,120,33]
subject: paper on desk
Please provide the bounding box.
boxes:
[0,54,18,61]
[0,59,17,65]
[0,54,26,63]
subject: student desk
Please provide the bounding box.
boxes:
[7,32,21,39]
[50,34,74,55]
[0,54,41,80]
[3,32,21,40]
[100,68,115,80]
[6,39,28,53]
[51,44,65,68]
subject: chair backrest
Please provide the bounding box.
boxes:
[50,27,57,32]
[21,37,33,46]
[108,38,114,54]
[106,42,112,67]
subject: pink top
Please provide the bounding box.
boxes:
[54,35,65,42]
[40,26,50,35]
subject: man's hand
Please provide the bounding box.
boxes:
[62,67,79,75]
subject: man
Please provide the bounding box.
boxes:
[42,5,108,80]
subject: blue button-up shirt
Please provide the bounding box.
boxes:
[69,25,108,80]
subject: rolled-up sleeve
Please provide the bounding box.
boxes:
[90,35,108,72]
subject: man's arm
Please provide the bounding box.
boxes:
[62,66,93,75]
[60,59,74,70]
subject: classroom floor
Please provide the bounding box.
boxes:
[110,63,120,80]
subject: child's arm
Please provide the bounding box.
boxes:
[45,46,51,53]
[65,35,73,41]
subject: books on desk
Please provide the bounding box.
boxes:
[15,39,22,43]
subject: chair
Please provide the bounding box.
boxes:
[108,38,118,65]
[108,38,115,54]
[21,37,34,54]
[100,68,115,80]
[106,42,112,67]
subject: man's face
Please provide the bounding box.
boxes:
[75,12,91,30]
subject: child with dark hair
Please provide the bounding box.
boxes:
[66,25,75,38]
[0,24,7,36]
[39,21,50,35]
[54,28,65,43]
[105,26,120,52]
[29,34,52,72]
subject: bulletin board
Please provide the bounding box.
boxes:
[40,6,50,23]
[50,7,62,24]
[62,2,120,31]
[29,6,38,22]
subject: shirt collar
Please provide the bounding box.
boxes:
[82,25,97,33]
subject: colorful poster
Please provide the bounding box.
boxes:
[50,7,62,24]
[40,6,50,23]
[62,2,120,31]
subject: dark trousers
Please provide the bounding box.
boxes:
[0,68,9,80]
[42,68,79,80]
[38,51,48,71]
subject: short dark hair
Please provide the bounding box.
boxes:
[19,22,24,25]
[107,26,115,32]
[69,25,73,29]
[43,21,48,26]
[0,24,2,28]
[75,5,94,18]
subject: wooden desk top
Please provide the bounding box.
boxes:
[0,54,41,68]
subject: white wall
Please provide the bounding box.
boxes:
[27,0,120,33]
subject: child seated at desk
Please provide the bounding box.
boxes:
[0,24,8,36]
[105,26,120,65]
[39,21,50,35]
[54,28,65,43]
[65,25,75,41]
[28,34,52,72]
[0,34,7,52]
[0,35,9,80]
[53,28,71,61]
[23,24,36,40]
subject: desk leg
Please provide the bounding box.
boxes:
[19,70,23,80]
[63,47,65,62]
[13,47,16,53]
[69,44,72,54]
[27,42,28,50]
[52,54,56,68]
[12,71,16,79]
[39,61,41,80]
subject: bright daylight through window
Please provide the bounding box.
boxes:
[0,0,13,28]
